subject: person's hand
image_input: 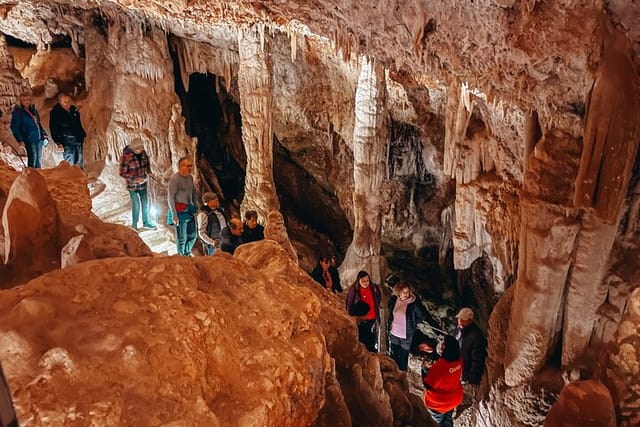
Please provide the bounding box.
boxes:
[136,177,146,184]
[173,218,179,227]
[57,144,64,152]
[213,239,219,246]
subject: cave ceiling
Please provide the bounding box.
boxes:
[2,0,639,131]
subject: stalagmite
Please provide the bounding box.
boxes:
[561,211,618,366]
[237,26,280,221]
[339,57,387,286]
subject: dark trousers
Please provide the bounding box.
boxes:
[24,139,43,168]
[389,334,411,371]
[175,213,197,256]
[357,319,378,353]
[63,143,83,167]
[129,188,150,228]
[428,408,454,427]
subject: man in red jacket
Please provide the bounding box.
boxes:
[422,335,463,427]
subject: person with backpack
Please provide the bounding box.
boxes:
[196,192,228,255]
[346,270,382,352]
[10,93,48,168]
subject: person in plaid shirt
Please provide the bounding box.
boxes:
[119,138,156,231]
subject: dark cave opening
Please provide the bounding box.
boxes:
[171,64,246,215]
[169,47,352,261]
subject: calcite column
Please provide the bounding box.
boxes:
[504,131,581,387]
[237,26,280,221]
[339,58,387,286]
[562,24,640,366]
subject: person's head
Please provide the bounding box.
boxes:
[178,157,193,176]
[202,192,219,209]
[244,210,258,229]
[393,282,413,301]
[456,307,475,329]
[129,138,145,154]
[318,254,331,272]
[58,93,72,111]
[229,218,244,236]
[437,335,461,362]
[355,271,370,288]
[18,94,31,108]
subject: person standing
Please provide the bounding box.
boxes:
[242,210,265,243]
[387,282,429,371]
[454,308,487,386]
[50,93,86,167]
[346,270,382,352]
[119,138,156,231]
[168,157,198,256]
[423,335,464,427]
[197,192,228,255]
[219,218,244,255]
[10,93,48,168]
[310,255,342,293]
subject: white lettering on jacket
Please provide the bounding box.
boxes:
[449,365,461,374]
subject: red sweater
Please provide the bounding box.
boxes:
[423,358,463,413]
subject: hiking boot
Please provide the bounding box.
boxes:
[142,222,157,230]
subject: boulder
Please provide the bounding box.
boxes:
[544,380,616,427]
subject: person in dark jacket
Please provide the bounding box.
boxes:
[423,335,463,427]
[310,255,342,293]
[387,282,428,371]
[242,210,264,243]
[119,138,155,230]
[197,192,228,255]
[0,361,18,427]
[219,218,244,255]
[50,93,86,167]
[10,94,48,168]
[346,270,382,352]
[454,307,486,385]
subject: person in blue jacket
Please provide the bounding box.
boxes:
[10,94,48,168]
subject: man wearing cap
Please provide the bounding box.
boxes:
[197,192,228,255]
[454,307,486,386]
[119,138,156,231]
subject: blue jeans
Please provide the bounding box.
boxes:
[129,188,150,228]
[63,143,83,167]
[175,213,197,256]
[24,140,43,168]
[428,408,454,427]
[203,243,216,256]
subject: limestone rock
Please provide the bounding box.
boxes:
[2,169,59,276]
[0,161,151,287]
[0,254,330,426]
[544,381,616,427]
[602,287,640,427]
[264,210,298,264]
[235,240,404,426]
[60,234,93,268]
